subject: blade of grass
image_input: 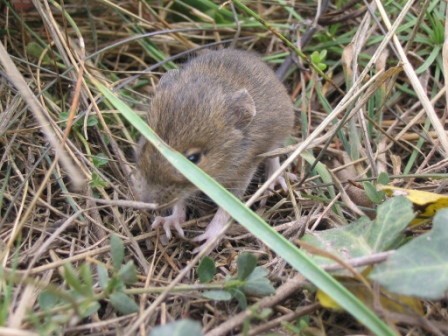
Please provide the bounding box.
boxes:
[94,80,396,336]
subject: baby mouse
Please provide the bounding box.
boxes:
[133,49,295,253]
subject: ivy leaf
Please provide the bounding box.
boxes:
[370,209,448,300]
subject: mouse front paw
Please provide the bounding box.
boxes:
[151,201,186,239]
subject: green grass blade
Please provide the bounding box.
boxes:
[94,81,396,336]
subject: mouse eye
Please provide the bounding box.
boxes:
[187,152,202,164]
[184,148,204,165]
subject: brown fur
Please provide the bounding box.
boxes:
[134,49,294,208]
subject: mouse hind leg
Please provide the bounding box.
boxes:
[191,172,255,253]
[260,156,297,206]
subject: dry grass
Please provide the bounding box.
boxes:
[1,0,448,335]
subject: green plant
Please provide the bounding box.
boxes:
[197,253,275,310]
[31,235,138,332]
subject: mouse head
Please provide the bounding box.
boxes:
[133,70,257,205]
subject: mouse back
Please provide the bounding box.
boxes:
[135,49,294,204]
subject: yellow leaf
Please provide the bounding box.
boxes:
[316,277,423,316]
[380,186,448,226]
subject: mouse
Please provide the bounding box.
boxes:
[133,49,295,253]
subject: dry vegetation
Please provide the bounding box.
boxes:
[1,0,448,335]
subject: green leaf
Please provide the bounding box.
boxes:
[79,301,101,318]
[363,181,384,204]
[86,115,98,127]
[300,151,341,218]
[301,216,372,272]
[197,257,216,283]
[377,172,390,185]
[301,197,414,274]
[26,42,52,63]
[242,267,275,296]
[89,172,109,188]
[367,197,414,252]
[109,292,139,314]
[59,112,70,128]
[92,153,108,168]
[246,266,268,280]
[242,278,275,297]
[231,288,247,309]
[79,264,93,296]
[63,263,84,294]
[117,261,137,284]
[319,49,327,60]
[318,63,327,71]
[310,51,320,64]
[415,45,441,75]
[370,209,448,300]
[237,253,257,281]
[149,319,203,336]
[202,290,231,301]
[38,291,59,310]
[252,307,272,319]
[97,264,109,290]
[110,234,124,272]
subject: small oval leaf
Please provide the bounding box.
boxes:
[237,253,257,281]
[110,292,139,314]
[149,319,203,336]
[110,234,124,272]
[97,264,109,290]
[38,290,59,310]
[202,290,231,301]
[197,257,216,283]
[118,261,138,285]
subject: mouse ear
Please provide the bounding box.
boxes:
[227,89,256,129]
[158,69,180,88]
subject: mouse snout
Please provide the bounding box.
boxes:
[132,172,178,205]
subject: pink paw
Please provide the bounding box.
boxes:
[152,201,186,239]
[261,157,297,206]
[191,207,229,254]
[266,172,298,193]
[191,231,220,254]
[152,214,185,239]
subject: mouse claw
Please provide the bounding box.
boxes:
[152,215,185,239]
[191,207,229,253]
[273,172,297,192]
[191,232,220,254]
[260,157,297,206]
[151,201,186,239]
